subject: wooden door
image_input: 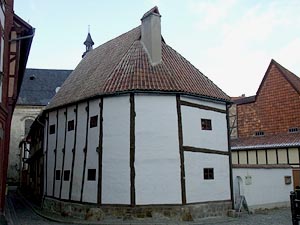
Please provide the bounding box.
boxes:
[293,169,300,189]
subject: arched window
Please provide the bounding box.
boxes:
[24,119,34,136]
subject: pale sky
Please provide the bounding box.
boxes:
[14,0,300,97]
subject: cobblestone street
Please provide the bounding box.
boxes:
[2,190,293,225]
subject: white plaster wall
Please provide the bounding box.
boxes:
[135,94,181,204]
[185,152,231,203]
[47,111,57,196]
[61,105,76,200]
[233,168,293,208]
[71,102,88,201]
[9,105,42,183]
[54,108,66,198]
[82,99,100,203]
[181,98,228,151]
[102,96,130,204]
[180,96,226,111]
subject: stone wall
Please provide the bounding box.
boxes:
[8,105,42,184]
[43,197,232,221]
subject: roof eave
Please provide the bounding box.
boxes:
[45,89,230,112]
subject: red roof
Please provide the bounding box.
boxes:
[231,132,300,150]
[47,26,229,110]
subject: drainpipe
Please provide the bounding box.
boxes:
[9,28,35,42]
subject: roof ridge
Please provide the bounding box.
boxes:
[93,26,141,52]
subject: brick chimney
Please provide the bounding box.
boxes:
[141,6,162,65]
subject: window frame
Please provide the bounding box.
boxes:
[67,120,75,131]
[49,124,56,135]
[63,170,70,181]
[203,168,214,180]
[201,119,212,131]
[90,115,98,128]
[55,170,61,180]
[87,169,96,181]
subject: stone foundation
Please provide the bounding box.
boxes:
[42,197,232,221]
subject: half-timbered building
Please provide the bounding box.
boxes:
[40,7,232,220]
[0,0,34,212]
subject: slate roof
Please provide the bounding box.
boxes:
[17,68,72,106]
[231,132,300,150]
[46,26,229,110]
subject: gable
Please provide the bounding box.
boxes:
[256,59,300,100]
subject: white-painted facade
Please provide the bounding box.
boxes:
[102,95,131,204]
[185,152,230,203]
[135,95,181,204]
[181,96,228,151]
[44,94,231,206]
[233,167,293,209]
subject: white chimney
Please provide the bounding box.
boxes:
[141,6,162,65]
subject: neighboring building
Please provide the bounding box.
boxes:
[0,0,34,211]
[32,7,232,220]
[21,113,45,202]
[8,68,71,185]
[230,59,299,209]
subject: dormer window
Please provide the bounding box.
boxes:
[289,127,299,133]
[255,131,264,136]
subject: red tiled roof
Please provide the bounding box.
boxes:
[46,26,229,110]
[272,59,300,95]
[232,164,291,169]
[231,132,300,150]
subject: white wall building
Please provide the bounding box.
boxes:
[41,7,232,220]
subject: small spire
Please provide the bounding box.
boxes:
[82,26,94,58]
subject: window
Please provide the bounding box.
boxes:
[255,131,264,136]
[55,170,61,180]
[289,127,299,133]
[203,168,214,180]
[90,115,98,128]
[68,120,74,131]
[49,124,56,134]
[24,119,34,136]
[201,119,212,130]
[87,169,96,181]
[63,170,70,181]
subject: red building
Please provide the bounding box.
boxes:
[0,0,34,211]
[231,59,300,188]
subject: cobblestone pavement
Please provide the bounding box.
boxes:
[2,190,293,225]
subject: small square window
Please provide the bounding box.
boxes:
[255,131,264,136]
[68,120,74,131]
[203,168,214,180]
[90,115,98,128]
[49,124,56,134]
[64,170,70,181]
[87,169,96,181]
[201,119,212,130]
[55,170,61,180]
[289,127,299,133]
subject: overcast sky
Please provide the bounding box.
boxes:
[14,0,300,97]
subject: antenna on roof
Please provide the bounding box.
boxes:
[88,25,90,33]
